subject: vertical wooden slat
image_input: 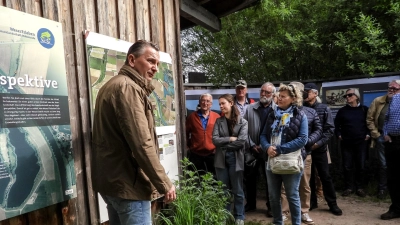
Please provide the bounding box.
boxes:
[57,0,90,224]
[97,0,118,37]
[135,0,150,40]
[72,1,100,224]
[149,0,164,50]
[165,0,184,169]
[5,0,25,12]
[117,0,136,42]
[24,0,42,16]
[0,0,5,6]
[41,0,58,21]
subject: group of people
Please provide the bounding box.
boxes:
[88,40,400,225]
[186,79,400,225]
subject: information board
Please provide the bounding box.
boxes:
[0,6,76,220]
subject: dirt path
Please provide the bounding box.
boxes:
[245,194,399,225]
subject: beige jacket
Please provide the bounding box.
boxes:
[366,95,388,148]
[91,65,172,200]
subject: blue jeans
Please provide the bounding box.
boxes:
[266,163,302,225]
[215,151,245,220]
[101,194,152,225]
[376,135,387,191]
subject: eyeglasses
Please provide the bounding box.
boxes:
[260,90,273,95]
[343,93,356,98]
[200,99,212,103]
[287,84,297,97]
[388,87,400,92]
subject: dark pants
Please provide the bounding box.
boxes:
[341,139,367,190]
[244,159,270,209]
[310,150,338,206]
[188,151,215,176]
[384,136,400,214]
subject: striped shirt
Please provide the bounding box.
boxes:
[383,93,400,136]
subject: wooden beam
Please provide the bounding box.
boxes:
[180,0,221,32]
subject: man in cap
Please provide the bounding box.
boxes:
[303,82,342,216]
[234,79,255,117]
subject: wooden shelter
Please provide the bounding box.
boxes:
[0,0,259,224]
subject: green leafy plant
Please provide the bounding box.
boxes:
[155,158,233,225]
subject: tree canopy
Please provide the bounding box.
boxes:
[181,0,400,84]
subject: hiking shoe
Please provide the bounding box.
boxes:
[245,204,256,212]
[329,204,343,216]
[235,219,244,225]
[301,213,315,224]
[356,189,366,197]
[342,189,353,196]
[266,209,273,218]
[282,211,289,221]
[381,211,400,220]
[377,190,387,200]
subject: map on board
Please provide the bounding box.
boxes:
[87,45,176,126]
[0,6,76,221]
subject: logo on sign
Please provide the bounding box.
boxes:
[37,28,55,49]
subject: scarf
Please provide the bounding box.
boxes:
[271,105,295,138]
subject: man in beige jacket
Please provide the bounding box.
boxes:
[91,40,176,225]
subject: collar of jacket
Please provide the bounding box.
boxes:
[118,64,155,95]
[379,95,389,103]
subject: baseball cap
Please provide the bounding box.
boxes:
[304,82,318,91]
[235,80,247,88]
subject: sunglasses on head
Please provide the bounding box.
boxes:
[343,93,356,98]
[236,81,246,85]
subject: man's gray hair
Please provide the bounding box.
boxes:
[261,82,276,93]
[199,93,213,102]
[390,80,400,85]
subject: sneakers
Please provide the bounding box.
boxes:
[329,204,343,216]
[301,213,315,224]
[356,189,366,197]
[381,211,400,220]
[235,219,244,225]
[342,189,353,196]
[282,211,289,221]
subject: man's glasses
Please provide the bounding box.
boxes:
[260,90,273,95]
[388,87,400,92]
[343,93,356,98]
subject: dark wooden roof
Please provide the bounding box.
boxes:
[180,0,260,31]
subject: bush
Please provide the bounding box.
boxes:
[155,158,234,225]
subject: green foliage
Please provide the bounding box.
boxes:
[155,158,233,225]
[181,0,400,85]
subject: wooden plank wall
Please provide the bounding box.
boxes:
[0,0,183,225]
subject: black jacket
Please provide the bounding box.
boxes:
[299,106,323,154]
[304,101,335,152]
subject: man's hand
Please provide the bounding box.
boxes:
[311,143,319,150]
[229,137,238,142]
[164,185,176,204]
[384,135,392,143]
[338,135,342,140]
[365,135,370,141]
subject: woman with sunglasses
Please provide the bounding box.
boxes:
[212,94,248,225]
[334,88,370,198]
[260,84,308,225]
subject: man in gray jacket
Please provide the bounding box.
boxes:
[243,82,276,217]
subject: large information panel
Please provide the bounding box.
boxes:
[0,6,76,220]
[85,31,179,222]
